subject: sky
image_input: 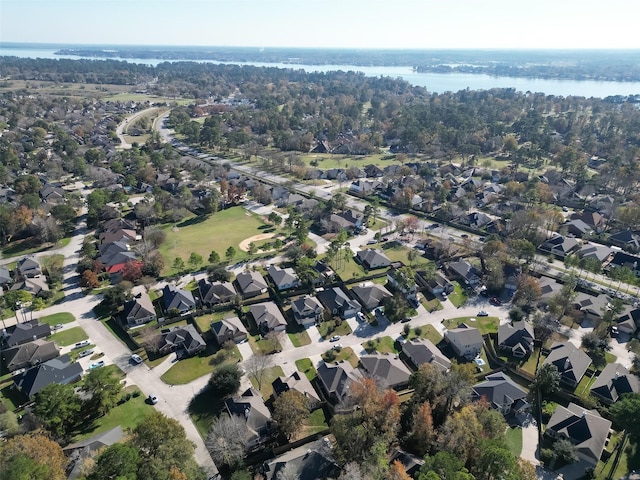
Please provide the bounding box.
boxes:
[2,0,640,50]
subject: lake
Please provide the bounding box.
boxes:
[2,45,640,98]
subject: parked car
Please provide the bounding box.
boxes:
[381,237,389,242]
[78,349,94,358]
[53,323,64,330]
[333,343,343,350]
[356,312,366,322]
[131,354,143,364]
[610,326,619,337]
[89,360,105,369]
[477,311,489,317]
[148,394,158,405]
[441,292,448,300]
[73,340,91,349]
[401,317,412,323]
[489,297,502,306]
[329,335,341,342]
[367,239,377,245]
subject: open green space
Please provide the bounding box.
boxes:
[317,320,352,339]
[38,312,75,326]
[161,345,241,385]
[380,243,432,269]
[49,326,88,347]
[193,310,234,333]
[448,281,468,308]
[73,386,151,442]
[103,92,192,105]
[295,358,317,381]
[159,206,278,275]
[300,152,404,170]
[405,324,443,345]
[0,238,59,257]
[250,365,285,399]
[322,346,358,368]
[504,427,523,457]
[443,316,499,335]
[324,254,367,281]
[363,336,400,354]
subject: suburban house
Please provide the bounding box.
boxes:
[235,271,269,298]
[211,316,248,345]
[616,307,640,336]
[16,256,42,278]
[543,342,592,388]
[573,292,611,322]
[161,284,196,314]
[317,287,361,319]
[121,290,156,327]
[609,230,640,252]
[355,249,391,270]
[546,402,612,466]
[2,339,59,372]
[326,209,365,232]
[290,295,325,327]
[444,323,483,360]
[563,218,593,237]
[537,276,563,306]
[607,251,640,276]
[2,321,51,347]
[10,276,49,296]
[577,243,612,263]
[351,283,392,311]
[419,271,454,297]
[261,438,340,480]
[402,338,451,371]
[571,210,607,233]
[446,260,481,286]
[540,235,581,258]
[311,261,335,286]
[387,267,418,302]
[472,372,529,415]
[198,279,236,306]
[159,324,206,357]
[316,360,362,403]
[359,353,412,390]
[267,265,301,291]
[250,301,288,334]
[13,354,83,398]
[64,426,124,480]
[590,362,640,405]
[497,320,535,358]
[225,388,272,449]
[389,450,425,479]
[0,266,11,285]
[99,228,138,245]
[272,371,321,406]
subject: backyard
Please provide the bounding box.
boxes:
[158,206,280,275]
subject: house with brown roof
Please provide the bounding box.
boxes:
[122,290,156,327]
[2,339,59,372]
[198,279,236,306]
[316,360,362,403]
[272,371,321,406]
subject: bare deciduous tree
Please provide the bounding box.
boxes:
[245,353,273,391]
[205,414,249,467]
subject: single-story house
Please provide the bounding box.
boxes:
[198,279,236,306]
[235,271,269,298]
[14,354,83,398]
[250,302,288,334]
[10,276,49,296]
[590,362,640,405]
[444,323,483,360]
[546,402,611,466]
[317,287,361,319]
[122,290,156,327]
[351,283,392,311]
[261,438,340,480]
[2,339,59,372]
[497,320,535,358]
[16,256,42,278]
[290,295,324,327]
[359,353,412,390]
[355,249,391,270]
[161,284,196,314]
[543,342,592,388]
[472,372,529,415]
[2,320,51,347]
[211,316,248,345]
[267,265,301,291]
[540,235,581,258]
[272,371,321,406]
[402,338,451,371]
[159,324,206,357]
[63,426,124,480]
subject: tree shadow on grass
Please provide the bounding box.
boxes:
[176,215,210,228]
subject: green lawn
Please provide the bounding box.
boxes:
[406,324,443,345]
[324,255,367,281]
[73,387,151,441]
[518,348,543,375]
[288,329,312,347]
[302,408,329,436]
[295,358,317,381]
[38,312,75,326]
[380,243,432,269]
[317,320,352,339]
[49,326,88,346]
[443,316,499,335]
[504,427,523,457]
[0,238,57,257]
[248,334,282,355]
[321,346,359,368]
[193,310,234,333]
[250,365,285,399]
[420,294,443,312]
[362,336,399,354]
[575,370,598,396]
[160,345,241,385]
[448,281,468,308]
[300,152,404,170]
[158,206,278,275]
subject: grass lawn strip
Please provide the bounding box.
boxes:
[287,329,311,347]
[448,281,468,308]
[161,345,241,385]
[363,336,399,354]
[295,358,317,381]
[406,324,443,345]
[317,320,352,339]
[39,312,75,325]
[504,426,523,457]
[322,346,358,368]
[49,326,88,347]
[443,316,499,335]
[250,365,285,399]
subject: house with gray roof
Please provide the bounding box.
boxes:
[211,316,248,345]
[402,338,451,371]
[317,287,361,319]
[472,372,529,415]
[198,279,236,306]
[540,235,581,258]
[64,426,124,480]
[498,320,535,358]
[290,295,324,327]
[225,388,272,449]
[122,290,156,327]
[261,438,339,480]
[16,256,42,278]
[616,306,640,336]
[590,362,640,405]
[543,342,592,388]
[267,265,301,291]
[2,320,51,347]
[355,249,391,270]
[160,324,206,357]
[577,243,612,263]
[10,276,49,296]
[317,360,362,403]
[563,218,593,237]
[161,284,195,314]
[446,260,481,286]
[546,402,612,466]
[272,371,321,406]
[0,266,11,285]
[444,323,483,360]
[2,339,59,372]
[609,230,640,252]
[573,292,610,322]
[235,271,268,298]
[250,301,288,334]
[351,283,392,311]
[359,353,411,390]
[14,354,83,398]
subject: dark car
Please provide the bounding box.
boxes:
[401,317,411,323]
[490,297,502,306]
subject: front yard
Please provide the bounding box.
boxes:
[295,358,317,381]
[448,281,468,307]
[250,365,285,399]
[317,319,352,339]
[405,324,443,345]
[39,312,75,325]
[160,345,241,385]
[443,315,499,334]
[321,346,359,367]
[49,326,89,346]
[362,336,399,354]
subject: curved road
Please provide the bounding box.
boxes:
[116,107,164,150]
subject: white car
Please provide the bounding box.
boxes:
[149,394,158,405]
[78,349,94,358]
[89,360,105,369]
[356,312,366,322]
[131,354,143,364]
[329,335,341,342]
[73,340,91,349]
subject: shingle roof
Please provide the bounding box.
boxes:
[317,361,362,400]
[498,320,535,354]
[402,338,451,371]
[272,371,321,404]
[351,283,392,310]
[544,342,592,385]
[14,354,83,397]
[236,271,268,295]
[225,388,271,441]
[355,249,391,269]
[3,321,51,347]
[472,372,528,410]
[161,284,195,312]
[359,353,411,389]
[122,291,155,324]
[250,302,287,331]
[590,362,640,404]
[267,265,300,289]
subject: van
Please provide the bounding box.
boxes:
[74,340,91,349]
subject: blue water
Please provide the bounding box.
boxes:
[2,45,640,98]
